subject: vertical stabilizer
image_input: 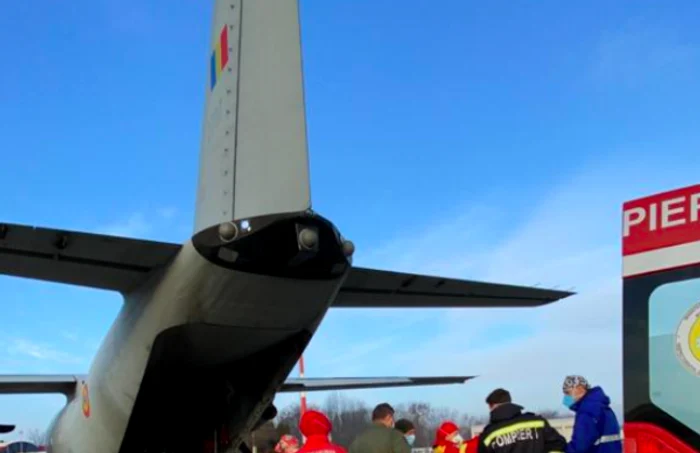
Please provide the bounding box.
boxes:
[194,0,311,234]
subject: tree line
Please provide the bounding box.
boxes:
[248,393,566,450]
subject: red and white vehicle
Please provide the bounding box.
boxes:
[623,184,700,452]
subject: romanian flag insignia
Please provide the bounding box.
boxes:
[210,25,230,91]
[81,382,91,418]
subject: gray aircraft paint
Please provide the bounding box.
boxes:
[47,242,340,452]
[194,0,311,234]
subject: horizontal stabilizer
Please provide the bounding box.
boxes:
[0,223,181,293]
[0,374,471,396]
[0,424,14,433]
[278,376,475,393]
[334,267,574,308]
[0,374,82,396]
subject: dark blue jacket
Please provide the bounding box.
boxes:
[566,386,622,453]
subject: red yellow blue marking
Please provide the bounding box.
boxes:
[81,382,91,418]
[210,25,230,91]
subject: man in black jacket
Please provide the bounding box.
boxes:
[477,388,566,453]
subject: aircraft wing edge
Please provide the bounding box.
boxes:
[278,376,475,393]
[0,222,181,293]
[0,374,85,396]
[334,266,574,308]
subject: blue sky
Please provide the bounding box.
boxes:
[1,0,700,441]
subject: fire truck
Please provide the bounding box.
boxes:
[623,183,700,452]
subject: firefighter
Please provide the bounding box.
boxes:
[297,409,346,453]
[275,435,300,453]
[433,421,478,453]
[477,388,566,453]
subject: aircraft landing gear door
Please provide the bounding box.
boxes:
[623,184,700,451]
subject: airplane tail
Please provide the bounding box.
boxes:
[0,0,576,302]
[0,0,577,419]
[0,0,314,295]
[193,0,312,236]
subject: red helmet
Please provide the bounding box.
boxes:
[299,410,333,437]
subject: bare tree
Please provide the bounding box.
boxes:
[276,403,303,440]
[275,402,323,441]
[25,428,48,445]
[322,393,369,447]
[395,401,435,447]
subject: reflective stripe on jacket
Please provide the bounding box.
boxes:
[566,387,622,453]
[477,403,567,453]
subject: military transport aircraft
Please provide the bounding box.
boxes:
[0,1,573,452]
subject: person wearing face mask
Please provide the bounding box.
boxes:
[349,403,410,453]
[477,388,566,453]
[394,419,417,447]
[433,421,468,453]
[561,375,622,453]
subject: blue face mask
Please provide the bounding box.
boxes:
[405,434,416,446]
[562,394,575,408]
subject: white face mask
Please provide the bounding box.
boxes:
[405,434,416,446]
[452,434,464,444]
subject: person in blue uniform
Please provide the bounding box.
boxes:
[562,375,622,453]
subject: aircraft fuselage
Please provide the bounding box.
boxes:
[47,215,351,453]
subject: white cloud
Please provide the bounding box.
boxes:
[354,203,505,276]
[590,17,697,86]
[95,207,183,241]
[375,167,630,410]
[157,207,177,220]
[6,338,84,365]
[99,212,152,238]
[103,1,155,36]
[59,331,102,354]
[60,331,79,342]
[318,336,399,369]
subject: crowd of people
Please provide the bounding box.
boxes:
[271,375,623,453]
